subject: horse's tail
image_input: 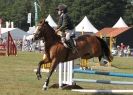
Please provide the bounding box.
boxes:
[96,36,113,62]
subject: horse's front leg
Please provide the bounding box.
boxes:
[36,60,44,80]
[36,59,49,80]
[42,59,58,90]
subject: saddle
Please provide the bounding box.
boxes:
[57,31,76,53]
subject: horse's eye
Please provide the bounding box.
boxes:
[38,28,41,31]
[37,26,42,31]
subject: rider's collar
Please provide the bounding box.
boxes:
[60,13,64,17]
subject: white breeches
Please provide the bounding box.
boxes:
[65,30,74,40]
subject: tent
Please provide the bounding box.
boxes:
[75,16,98,33]
[45,14,57,28]
[27,26,36,34]
[113,17,128,28]
[1,28,29,39]
[1,28,15,34]
[26,14,57,34]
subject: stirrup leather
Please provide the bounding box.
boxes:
[65,39,76,51]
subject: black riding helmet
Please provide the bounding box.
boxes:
[56,4,68,13]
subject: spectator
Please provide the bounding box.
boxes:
[120,43,125,56]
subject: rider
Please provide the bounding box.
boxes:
[55,4,76,53]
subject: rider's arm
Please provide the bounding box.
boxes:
[58,14,68,32]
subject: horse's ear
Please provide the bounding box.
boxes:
[45,21,48,24]
[39,18,45,24]
[42,18,49,24]
[43,18,45,23]
[40,18,45,24]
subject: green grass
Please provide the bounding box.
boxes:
[0,52,133,95]
[112,56,133,69]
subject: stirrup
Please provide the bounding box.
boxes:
[71,47,76,53]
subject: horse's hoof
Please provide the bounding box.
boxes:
[36,73,42,80]
[42,87,48,91]
[37,75,42,80]
[42,82,48,90]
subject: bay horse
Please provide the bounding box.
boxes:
[33,19,113,90]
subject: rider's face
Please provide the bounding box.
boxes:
[58,10,61,15]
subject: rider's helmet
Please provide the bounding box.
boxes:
[56,4,68,13]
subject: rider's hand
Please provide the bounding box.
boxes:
[55,29,59,33]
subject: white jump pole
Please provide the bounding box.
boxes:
[59,60,133,87]
[72,89,133,93]
[72,78,133,85]
[59,62,63,88]
[69,61,73,85]
[59,61,73,88]
[63,62,67,84]
[66,62,70,84]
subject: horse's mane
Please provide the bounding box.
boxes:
[44,21,93,44]
[45,21,61,42]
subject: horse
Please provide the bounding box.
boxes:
[32,19,113,90]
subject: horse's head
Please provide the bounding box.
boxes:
[33,19,50,41]
[33,18,60,43]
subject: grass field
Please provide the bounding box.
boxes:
[0,52,133,95]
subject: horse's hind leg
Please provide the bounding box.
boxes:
[42,59,58,90]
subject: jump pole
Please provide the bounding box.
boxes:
[58,61,133,90]
[72,89,133,93]
[73,68,133,78]
[59,61,73,87]
[73,78,133,85]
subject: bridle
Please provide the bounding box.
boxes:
[33,24,45,41]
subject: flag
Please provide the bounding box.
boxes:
[6,21,10,28]
[11,22,14,28]
[27,13,31,24]
[0,19,2,37]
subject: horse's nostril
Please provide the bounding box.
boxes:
[32,38,34,42]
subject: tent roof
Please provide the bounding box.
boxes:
[113,17,128,28]
[45,14,57,28]
[96,27,131,37]
[1,28,29,39]
[75,16,98,33]
[1,28,15,34]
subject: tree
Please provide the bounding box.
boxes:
[123,0,133,26]
[0,0,132,30]
[78,0,128,29]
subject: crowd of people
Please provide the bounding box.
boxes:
[22,39,44,52]
[112,43,132,57]
[0,36,133,57]
[0,37,44,52]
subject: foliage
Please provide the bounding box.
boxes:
[0,0,133,31]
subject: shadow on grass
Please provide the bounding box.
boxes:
[50,84,131,95]
[50,84,83,90]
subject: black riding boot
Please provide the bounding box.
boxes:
[69,38,76,53]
